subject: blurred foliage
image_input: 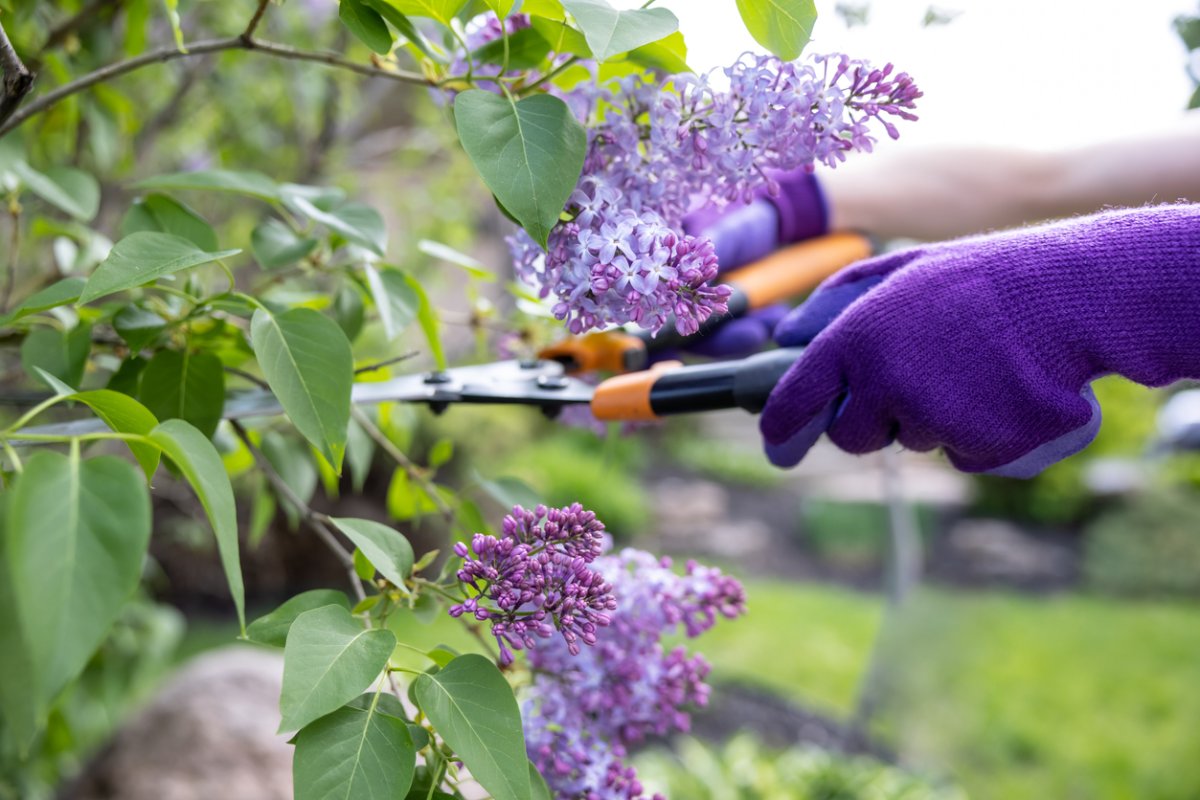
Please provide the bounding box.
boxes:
[1176,3,1200,108]
[664,422,787,488]
[0,596,184,800]
[1083,486,1200,596]
[497,425,651,538]
[635,734,964,800]
[800,500,937,570]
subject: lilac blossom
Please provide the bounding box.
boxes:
[508,51,922,335]
[450,504,617,665]
[523,548,747,800]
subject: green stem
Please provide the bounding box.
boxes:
[519,55,579,96]
[3,392,74,435]
[3,440,23,473]
[12,431,154,445]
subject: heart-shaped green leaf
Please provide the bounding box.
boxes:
[331,518,415,588]
[735,0,817,61]
[13,162,100,221]
[340,0,394,54]
[414,654,530,800]
[120,193,219,251]
[247,590,351,647]
[454,90,585,249]
[150,419,245,631]
[251,308,354,472]
[561,0,678,61]
[1,452,151,747]
[79,232,241,304]
[279,605,397,733]
[293,692,416,800]
[137,349,226,438]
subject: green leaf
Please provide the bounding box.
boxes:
[279,605,397,733]
[414,654,530,800]
[362,0,434,58]
[20,324,92,388]
[12,162,101,221]
[120,193,219,251]
[426,645,458,667]
[364,264,418,341]
[332,282,365,342]
[251,308,354,471]
[149,419,245,631]
[283,191,387,257]
[474,26,552,70]
[484,0,520,16]
[79,232,241,304]
[294,693,416,800]
[453,90,585,249]
[161,0,186,50]
[246,589,351,647]
[429,438,453,468]
[734,0,817,60]
[529,14,592,58]
[0,277,86,325]
[530,761,553,800]
[625,30,690,74]
[261,430,319,531]
[346,417,376,493]
[113,305,167,351]
[331,517,415,588]
[561,0,678,61]
[1,452,151,747]
[400,271,445,370]
[251,218,319,269]
[386,469,440,521]
[353,548,376,581]
[340,0,394,54]
[386,0,469,24]
[137,349,226,438]
[417,239,495,281]
[135,169,281,202]
[74,389,161,479]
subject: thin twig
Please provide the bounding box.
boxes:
[350,405,454,523]
[224,366,270,390]
[0,36,433,138]
[2,205,20,313]
[354,351,420,375]
[0,18,35,130]
[231,421,367,602]
[241,0,272,42]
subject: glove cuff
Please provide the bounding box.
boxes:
[767,169,829,244]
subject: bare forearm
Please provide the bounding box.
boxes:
[824,111,1200,241]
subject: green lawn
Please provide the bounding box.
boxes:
[691,581,1200,800]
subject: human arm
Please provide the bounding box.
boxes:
[820,111,1200,240]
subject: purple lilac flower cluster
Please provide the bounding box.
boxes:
[450,503,617,665]
[509,52,921,335]
[523,548,748,800]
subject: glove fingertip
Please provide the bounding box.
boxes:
[763,397,839,468]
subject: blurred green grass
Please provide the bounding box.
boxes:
[692,582,1200,800]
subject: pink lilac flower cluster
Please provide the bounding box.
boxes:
[450,504,617,666]
[509,52,921,335]
[523,548,748,800]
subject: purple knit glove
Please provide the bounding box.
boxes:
[679,170,828,357]
[761,205,1200,476]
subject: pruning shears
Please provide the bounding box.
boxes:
[16,232,871,439]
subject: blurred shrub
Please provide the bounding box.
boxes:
[971,377,1159,527]
[635,734,964,800]
[664,427,787,488]
[1084,487,1200,596]
[497,427,650,538]
[801,500,937,569]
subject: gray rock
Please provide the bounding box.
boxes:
[65,647,291,800]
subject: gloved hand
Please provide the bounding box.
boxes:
[760,204,1200,476]
[678,170,828,358]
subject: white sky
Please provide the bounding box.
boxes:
[662,0,1196,150]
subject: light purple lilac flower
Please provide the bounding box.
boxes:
[523,548,748,800]
[450,504,617,665]
[507,51,921,335]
